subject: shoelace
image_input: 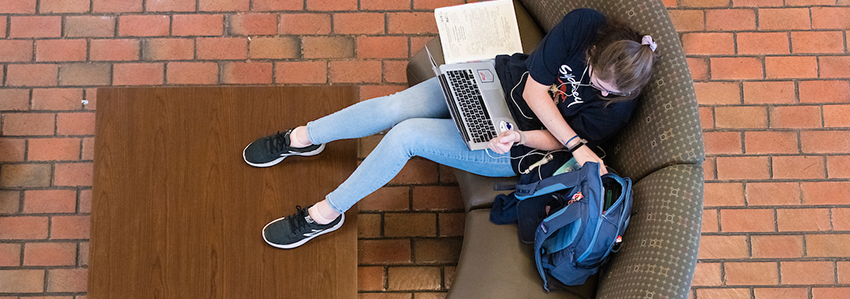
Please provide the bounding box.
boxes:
[286,205,310,236]
[267,131,290,155]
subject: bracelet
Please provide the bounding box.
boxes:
[567,138,587,153]
[565,135,579,148]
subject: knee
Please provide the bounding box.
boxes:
[383,119,427,153]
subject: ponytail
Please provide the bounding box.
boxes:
[586,18,657,101]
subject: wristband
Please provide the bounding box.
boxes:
[567,138,587,153]
[515,130,526,145]
[565,135,579,148]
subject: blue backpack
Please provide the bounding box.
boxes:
[513,162,633,290]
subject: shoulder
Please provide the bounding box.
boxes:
[573,97,636,119]
[547,9,607,44]
[601,99,636,121]
[560,9,607,27]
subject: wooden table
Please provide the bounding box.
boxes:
[90,86,358,298]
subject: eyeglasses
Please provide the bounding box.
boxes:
[588,68,631,98]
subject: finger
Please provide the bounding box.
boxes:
[599,163,609,175]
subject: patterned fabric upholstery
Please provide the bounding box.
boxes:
[597,164,703,299]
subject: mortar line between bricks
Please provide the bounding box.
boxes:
[691,283,850,289]
[708,151,850,157]
[358,265,454,269]
[705,204,850,210]
[772,208,779,232]
[0,209,93,215]
[74,241,81,267]
[701,232,850,238]
[816,56,821,79]
[408,238,414,264]
[433,213,440,236]
[0,187,88,194]
[705,176,850,183]
[767,155,775,179]
[834,260,840,284]
[15,293,89,298]
[829,207,838,230]
[440,266,448,291]
[42,267,49,295]
[379,212,385,237]
[73,187,82,214]
[356,290,442,294]
[0,238,92,244]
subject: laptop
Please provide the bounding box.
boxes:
[427,47,518,151]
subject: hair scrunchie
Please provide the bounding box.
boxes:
[641,35,657,52]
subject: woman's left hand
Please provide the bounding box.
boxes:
[487,130,520,154]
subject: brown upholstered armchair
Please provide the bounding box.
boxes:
[406,0,704,298]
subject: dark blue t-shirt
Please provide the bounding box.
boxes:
[494,8,636,175]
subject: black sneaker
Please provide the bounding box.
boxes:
[262,205,344,249]
[242,128,325,167]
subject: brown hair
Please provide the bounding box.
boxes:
[586,18,656,101]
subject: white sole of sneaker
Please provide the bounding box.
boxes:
[262,213,345,249]
[242,142,326,168]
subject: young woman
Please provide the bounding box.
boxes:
[242,8,657,249]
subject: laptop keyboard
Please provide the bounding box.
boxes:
[447,69,498,143]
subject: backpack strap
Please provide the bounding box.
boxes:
[533,202,587,291]
[515,162,600,200]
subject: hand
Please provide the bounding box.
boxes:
[570,145,608,176]
[487,130,520,154]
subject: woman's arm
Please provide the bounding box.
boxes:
[522,76,575,146]
[487,129,563,154]
[521,75,607,174]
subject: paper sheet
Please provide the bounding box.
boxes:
[435,0,523,64]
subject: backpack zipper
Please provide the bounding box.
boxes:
[577,180,605,263]
[578,175,629,263]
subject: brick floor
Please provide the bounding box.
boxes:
[0,0,848,298]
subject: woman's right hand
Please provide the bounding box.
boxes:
[487,130,520,154]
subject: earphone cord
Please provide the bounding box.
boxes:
[510,72,534,120]
[485,148,567,178]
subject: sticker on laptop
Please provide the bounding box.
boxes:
[477,69,495,83]
[499,121,514,133]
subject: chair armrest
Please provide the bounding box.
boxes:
[447,209,594,299]
[453,169,517,212]
[596,164,704,299]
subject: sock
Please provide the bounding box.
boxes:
[289,127,312,148]
[308,200,340,225]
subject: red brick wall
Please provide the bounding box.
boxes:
[669,1,850,298]
[0,0,848,298]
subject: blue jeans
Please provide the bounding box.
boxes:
[305,78,516,213]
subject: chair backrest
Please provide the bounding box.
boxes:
[518,2,704,299]
[520,0,705,181]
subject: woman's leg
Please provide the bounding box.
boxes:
[323,118,515,214]
[263,117,515,249]
[294,77,449,146]
[246,78,447,167]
